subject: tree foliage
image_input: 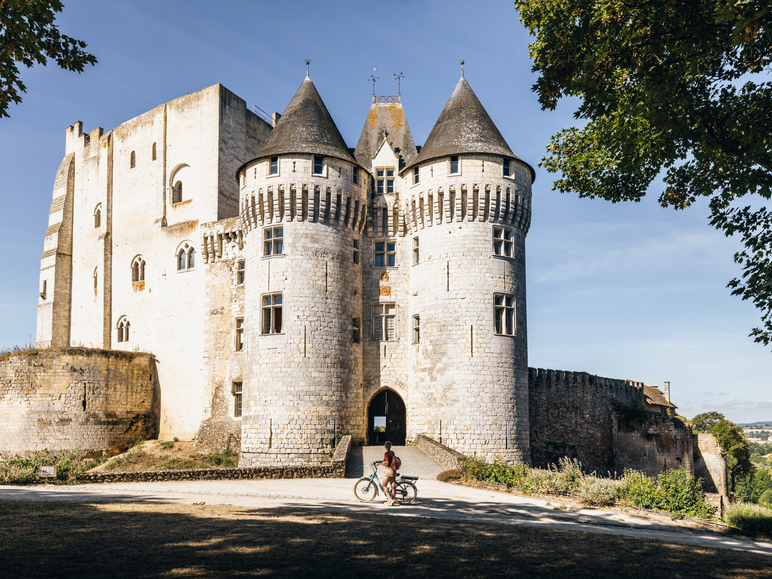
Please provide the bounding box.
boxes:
[0,0,96,118]
[691,411,727,433]
[514,0,772,346]
[691,412,754,491]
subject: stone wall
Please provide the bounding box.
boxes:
[0,349,157,456]
[694,433,729,496]
[413,434,464,470]
[529,368,693,475]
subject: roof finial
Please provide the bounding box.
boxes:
[369,69,379,96]
[305,59,311,80]
[394,72,404,95]
[460,59,465,79]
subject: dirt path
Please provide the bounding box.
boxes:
[1,478,769,556]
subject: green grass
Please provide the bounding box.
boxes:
[723,501,772,535]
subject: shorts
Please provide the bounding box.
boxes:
[384,467,395,477]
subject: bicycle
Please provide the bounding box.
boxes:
[354,461,418,505]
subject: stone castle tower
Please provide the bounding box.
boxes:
[32,73,534,466]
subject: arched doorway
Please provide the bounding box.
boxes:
[368,389,406,446]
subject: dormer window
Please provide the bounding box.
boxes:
[450,156,459,175]
[503,158,511,177]
[313,155,324,175]
[376,168,394,194]
[270,156,279,175]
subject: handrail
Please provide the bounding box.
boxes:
[252,104,270,122]
[374,95,400,103]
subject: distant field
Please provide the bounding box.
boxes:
[1,500,771,578]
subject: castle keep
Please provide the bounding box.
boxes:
[15,71,702,477]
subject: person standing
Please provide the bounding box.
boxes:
[381,441,398,505]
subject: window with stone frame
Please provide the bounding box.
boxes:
[172,180,183,204]
[374,240,396,267]
[94,204,101,228]
[412,236,419,265]
[177,243,195,271]
[233,382,243,417]
[313,155,324,175]
[117,316,130,342]
[373,303,396,341]
[131,256,146,282]
[353,239,360,265]
[450,155,460,174]
[353,317,360,343]
[262,293,283,334]
[413,166,420,185]
[152,142,157,161]
[235,317,245,351]
[412,314,420,344]
[270,156,279,175]
[494,294,515,336]
[264,226,284,256]
[493,226,513,258]
[352,166,360,186]
[130,151,136,169]
[376,168,395,194]
[237,260,245,284]
[503,158,511,177]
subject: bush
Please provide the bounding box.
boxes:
[0,449,83,484]
[759,489,772,509]
[437,469,462,482]
[619,468,711,518]
[723,501,772,535]
[576,478,621,507]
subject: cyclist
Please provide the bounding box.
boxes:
[381,441,398,506]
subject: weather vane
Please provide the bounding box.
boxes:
[460,59,465,78]
[369,68,379,95]
[305,59,311,78]
[394,72,404,95]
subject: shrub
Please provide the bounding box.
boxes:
[759,489,772,509]
[0,449,83,484]
[577,478,621,506]
[723,501,772,535]
[437,469,462,482]
[620,468,711,518]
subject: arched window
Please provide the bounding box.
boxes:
[131,256,146,282]
[94,204,101,228]
[117,317,130,342]
[177,242,195,271]
[152,142,157,161]
[93,267,98,293]
[172,181,183,204]
[130,151,136,169]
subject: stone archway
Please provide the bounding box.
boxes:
[367,389,406,446]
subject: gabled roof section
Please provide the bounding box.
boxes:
[404,77,534,181]
[644,385,677,409]
[250,77,358,166]
[354,99,418,171]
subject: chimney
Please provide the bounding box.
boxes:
[663,381,671,402]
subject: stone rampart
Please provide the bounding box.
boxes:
[694,433,728,496]
[413,434,464,470]
[0,349,157,457]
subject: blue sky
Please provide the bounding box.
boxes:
[1,0,770,422]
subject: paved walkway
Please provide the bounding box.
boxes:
[345,445,445,479]
[1,477,770,556]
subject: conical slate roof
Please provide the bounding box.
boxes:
[354,99,418,170]
[404,77,533,180]
[251,77,358,166]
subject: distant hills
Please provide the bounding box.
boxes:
[739,421,772,428]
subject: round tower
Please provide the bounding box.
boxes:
[237,75,369,466]
[401,75,534,463]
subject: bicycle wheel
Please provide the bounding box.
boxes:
[396,481,417,505]
[354,477,378,502]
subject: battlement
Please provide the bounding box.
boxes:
[201,217,244,263]
[528,367,643,408]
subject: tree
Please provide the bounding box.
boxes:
[0,0,96,118]
[691,411,727,433]
[514,0,772,346]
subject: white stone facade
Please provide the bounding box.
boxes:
[36,76,534,465]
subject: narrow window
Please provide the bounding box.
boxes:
[352,166,360,185]
[493,226,513,257]
[413,315,420,344]
[177,243,195,271]
[413,166,420,184]
[94,205,101,228]
[412,237,419,265]
[374,241,396,267]
[177,249,186,271]
[313,155,324,175]
[93,267,98,292]
[450,155,459,174]
[187,247,195,268]
[376,169,384,194]
[131,257,146,282]
[237,260,245,284]
[503,158,510,177]
[233,382,243,417]
[152,142,157,161]
[373,304,396,341]
[264,226,284,256]
[262,294,283,334]
[353,317,360,343]
[130,151,136,169]
[270,156,279,175]
[235,318,244,351]
[172,181,183,204]
[117,317,130,342]
[494,294,515,336]
[353,239,360,265]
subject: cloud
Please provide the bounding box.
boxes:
[703,398,772,412]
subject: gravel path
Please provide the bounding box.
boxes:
[345,445,445,479]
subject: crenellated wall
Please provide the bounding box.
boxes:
[0,349,157,457]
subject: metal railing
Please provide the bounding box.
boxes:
[374,95,400,103]
[252,104,271,122]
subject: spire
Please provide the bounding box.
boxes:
[404,77,534,181]
[250,77,358,166]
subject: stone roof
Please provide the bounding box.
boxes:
[250,77,358,166]
[354,99,418,171]
[404,77,534,181]
[644,385,677,409]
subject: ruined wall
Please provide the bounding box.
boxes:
[529,368,693,475]
[0,349,156,456]
[694,433,729,495]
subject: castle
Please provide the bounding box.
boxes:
[21,71,712,481]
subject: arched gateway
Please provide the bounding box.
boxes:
[367,389,406,446]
